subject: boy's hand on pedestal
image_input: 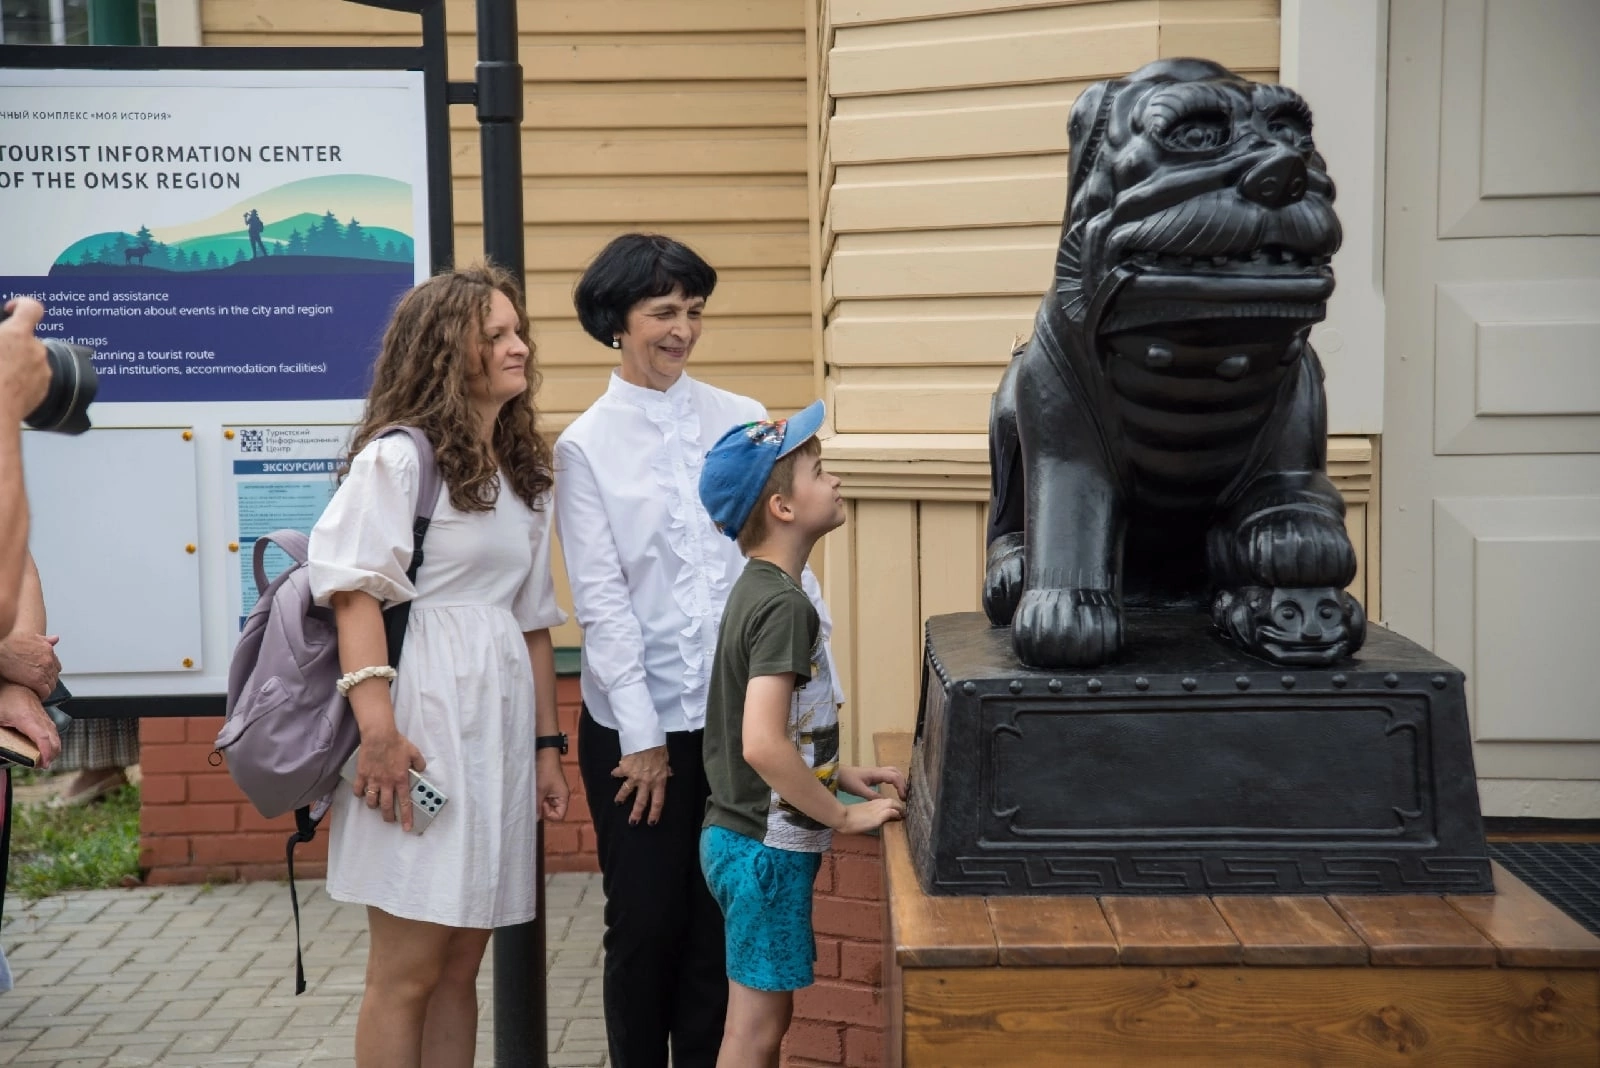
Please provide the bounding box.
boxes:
[833,796,906,836]
[839,764,909,802]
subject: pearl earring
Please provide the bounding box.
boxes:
[611,337,621,349]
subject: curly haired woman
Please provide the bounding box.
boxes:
[308,264,569,1068]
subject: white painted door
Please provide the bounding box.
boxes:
[1384,0,1600,818]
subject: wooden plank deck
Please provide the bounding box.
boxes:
[876,732,1600,1067]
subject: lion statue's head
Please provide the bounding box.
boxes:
[1055,58,1342,348]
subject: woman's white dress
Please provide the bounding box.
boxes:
[308,434,566,928]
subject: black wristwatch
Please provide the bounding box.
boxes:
[535,733,568,756]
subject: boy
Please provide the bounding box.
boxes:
[696,401,908,1068]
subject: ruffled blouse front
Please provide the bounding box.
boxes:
[555,373,835,755]
[638,380,727,705]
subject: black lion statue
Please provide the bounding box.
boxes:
[984,57,1366,669]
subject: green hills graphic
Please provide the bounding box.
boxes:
[52,174,416,275]
[55,213,414,274]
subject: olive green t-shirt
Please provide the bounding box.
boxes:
[702,560,841,852]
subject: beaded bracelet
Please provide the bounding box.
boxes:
[336,665,398,697]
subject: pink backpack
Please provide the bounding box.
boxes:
[215,426,439,993]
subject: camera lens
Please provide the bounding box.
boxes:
[26,340,98,436]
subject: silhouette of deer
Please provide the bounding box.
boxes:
[125,241,153,266]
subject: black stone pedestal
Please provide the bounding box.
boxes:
[908,612,1493,896]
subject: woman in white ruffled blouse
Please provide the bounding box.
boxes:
[554,234,836,1068]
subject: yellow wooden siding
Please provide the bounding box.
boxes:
[820,0,1281,434]
[201,0,814,432]
[201,0,813,649]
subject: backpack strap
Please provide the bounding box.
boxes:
[286,806,319,996]
[373,426,441,669]
[251,530,309,599]
[376,425,442,530]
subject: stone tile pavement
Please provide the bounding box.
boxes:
[0,873,609,1067]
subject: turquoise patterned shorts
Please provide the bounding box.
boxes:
[699,824,823,992]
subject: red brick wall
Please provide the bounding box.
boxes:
[784,834,888,1068]
[138,676,598,883]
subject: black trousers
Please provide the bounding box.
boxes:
[579,708,727,1068]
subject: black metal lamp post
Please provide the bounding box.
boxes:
[346,3,542,1064]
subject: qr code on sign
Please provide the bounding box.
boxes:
[238,429,265,453]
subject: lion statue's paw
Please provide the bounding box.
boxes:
[1239,508,1358,589]
[1013,587,1123,668]
[982,533,1027,626]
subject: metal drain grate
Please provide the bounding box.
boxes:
[1489,842,1600,936]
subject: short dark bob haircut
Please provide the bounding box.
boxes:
[573,233,718,346]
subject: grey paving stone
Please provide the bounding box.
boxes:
[101,918,169,942]
[166,1028,235,1055]
[98,896,155,917]
[66,947,141,977]
[227,1014,287,1041]
[563,1017,609,1043]
[208,985,268,1011]
[221,1035,325,1053]
[84,1007,156,1035]
[148,996,218,1023]
[2,872,610,1067]
[549,1053,608,1068]
[135,965,205,992]
[196,951,260,982]
[286,999,351,1030]
[20,1023,95,1050]
[62,926,122,952]
[128,942,182,965]
[12,1053,106,1067]
[7,977,94,1003]
[84,980,145,1005]
[8,937,67,961]
[13,989,89,1018]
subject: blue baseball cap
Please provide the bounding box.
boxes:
[699,400,827,540]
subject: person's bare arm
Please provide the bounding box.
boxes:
[0,423,28,640]
[0,297,51,639]
[332,589,425,830]
[525,627,569,821]
[0,682,59,768]
[0,553,60,698]
[742,675,905,834]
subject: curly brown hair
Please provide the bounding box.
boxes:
[344,263,553,513]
